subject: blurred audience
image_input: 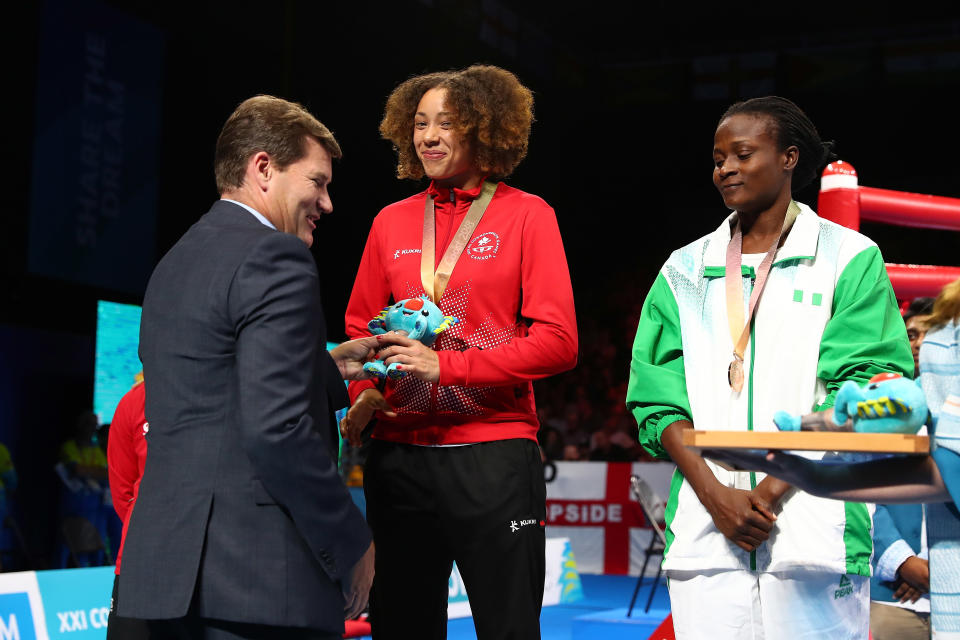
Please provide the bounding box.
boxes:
[533,289,653,462]
[56,410,111,566]
[0,440,17,570]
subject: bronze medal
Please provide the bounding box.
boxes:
[724,202,799,396]
[728,355,744,393]
[421,181,497,302]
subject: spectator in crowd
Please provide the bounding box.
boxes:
[562,444,583,461]
[904,296,936,377]
[587,429,632,462]
[56,410,110,567]
[0,440,17,571]
[537,424,564,462]
[560,403,592,451]
[533,298,646,462]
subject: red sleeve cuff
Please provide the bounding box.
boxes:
[437,350,467,387]
[348,379,376,404]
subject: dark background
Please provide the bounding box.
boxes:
[3,0,959,566]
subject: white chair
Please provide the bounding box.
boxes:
[627,473,667,616]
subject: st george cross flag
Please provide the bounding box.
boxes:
[545,461,674,575]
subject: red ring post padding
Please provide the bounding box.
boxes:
[818,161,960,299]
[818,161,862,230]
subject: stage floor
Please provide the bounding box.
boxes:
[355,574,671,640]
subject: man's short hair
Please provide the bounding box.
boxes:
[903,296,935,322]
[214,95,342,194]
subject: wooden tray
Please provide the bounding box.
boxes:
[682,429,929,454]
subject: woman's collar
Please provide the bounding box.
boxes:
[427,177,488,202]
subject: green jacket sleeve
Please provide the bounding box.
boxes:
[816,245,913,410]
[626,272,692,460]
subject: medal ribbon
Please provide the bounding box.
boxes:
[421,180,497,303]
[724,201,800,391]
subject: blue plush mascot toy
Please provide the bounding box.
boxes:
[774,372,928,434]
[363,296,459,381]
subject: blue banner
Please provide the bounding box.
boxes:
[34,568,113,640]
[0,591,39,640]
[29,0,164,295]
[0,567,113,640]
[0,543,581,634]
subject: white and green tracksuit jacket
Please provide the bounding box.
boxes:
[627,202,913,576]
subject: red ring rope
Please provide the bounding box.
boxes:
[818,161,959,299]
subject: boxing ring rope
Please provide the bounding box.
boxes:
[818,161,960,299]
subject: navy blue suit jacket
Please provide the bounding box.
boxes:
[118,201,369,632]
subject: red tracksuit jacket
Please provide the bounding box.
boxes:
[345,180,578,445]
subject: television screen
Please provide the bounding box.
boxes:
[94,300,143,424]
[93,298,344,426]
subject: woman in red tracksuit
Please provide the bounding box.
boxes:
[342,64,578,639]
[106,378,149,639]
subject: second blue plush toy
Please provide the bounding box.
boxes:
[363,296,459,381]
[774,372,928,434]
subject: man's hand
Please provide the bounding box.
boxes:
[339,389,396,448]
[343,541,374,620]
[700,483,776,552]
[373,333,441,383]
[898,556,930,594]
[330,337,380,380]
[893,579,925,604]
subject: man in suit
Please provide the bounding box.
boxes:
[117,95,378,639]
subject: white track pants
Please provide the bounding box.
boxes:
[667,569,868,640]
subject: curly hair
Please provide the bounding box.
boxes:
[721,96,835,194]
[379,65,534,181]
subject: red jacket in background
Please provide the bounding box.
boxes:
[107,381,148,573]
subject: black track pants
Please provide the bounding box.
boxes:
[364,438,546,640]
